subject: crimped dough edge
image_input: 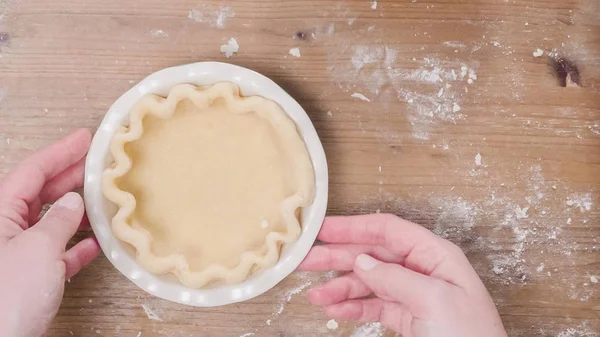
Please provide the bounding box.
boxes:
[101,82,315,288]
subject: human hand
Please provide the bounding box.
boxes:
[0,129,101,337]
[299,214,507,337]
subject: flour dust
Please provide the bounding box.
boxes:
[188,3,235,29]
[329,44,477,140]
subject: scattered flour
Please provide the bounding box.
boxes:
[188,3,235,28]
[443,41,467,48]
[140,304,163,321]
[150,29,168,38]
[269,273,314,325]
[392,57,476,140]
[432,196,478,240]
[351,322,385,337]
[555,321,598,337]
[326,319,339,330]
[566,193,593,212]
[515,206,529,219]
[351,92,371,102]
[0,0,19,21]
[220,38,239,58]
[289,47,301,57]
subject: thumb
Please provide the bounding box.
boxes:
[354,254,451,317]
[32,192,85,247]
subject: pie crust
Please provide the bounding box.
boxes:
[101,82,315,288]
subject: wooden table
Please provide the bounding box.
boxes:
[0,0,599,336]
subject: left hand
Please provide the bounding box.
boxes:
[0,129,101,337]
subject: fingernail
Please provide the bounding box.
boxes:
[355,254,380,271]
[55,192,83,211]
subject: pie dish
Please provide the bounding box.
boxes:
[85,62,328,306]
[101,81,315,288]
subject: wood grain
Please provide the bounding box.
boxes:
[0,0,599,336]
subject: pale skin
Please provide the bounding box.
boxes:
[0,130,507,337]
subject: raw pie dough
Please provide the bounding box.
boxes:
[102,82,315,288]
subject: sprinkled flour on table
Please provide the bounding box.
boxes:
[140,304,163,321]
[188,3,235,29]
[329,44,477,140]
[554,321,597,337]
[351,322,385,337]
[266,273,315,326]
[566,193,593,212]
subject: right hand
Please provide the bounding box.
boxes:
[298,214,507,337]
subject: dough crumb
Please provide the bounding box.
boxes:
[533,48,544,57]
[371,1,378,9]
[536,263,545,272]
[326,111,333,117]
[239,333,254,337]
[220,38,239,58]
[326,319,339,330]
[452,102,461,113]
[289,47,301,57]
[591,276,598,283]
[150,29,169,38]
[261,220,269,229]
[351,92,371,102]
[266,319,272,326]
[475,153,482,166]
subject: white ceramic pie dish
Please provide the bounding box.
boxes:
[84,62,328,307]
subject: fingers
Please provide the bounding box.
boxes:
[354,254,454,317]
[307,273,371,306]
[31,192,85,247]
[27,197,43,226]
[64,237,101,279]
[324,298,407,333]
[298,244,400,271]
[319,214,479,289]
[317,214,437,253]
[0,129,91,204]
[39,157,86,205]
